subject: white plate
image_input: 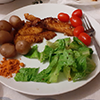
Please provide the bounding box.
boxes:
[73,0,100,5]
[57,0,100,5]
[0,4,100,96]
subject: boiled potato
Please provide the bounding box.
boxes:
[9,15,24,30]
[0,30,13,45]
[15,40,31,55]
[0,20,12,32]
[10,28,17,39]
[0,43,17,58]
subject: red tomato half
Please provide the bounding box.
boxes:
[58,12,70,22]
[70,16,82,27]
[78,32,91,46]
[72,9,83,18]
[73,26,84,37]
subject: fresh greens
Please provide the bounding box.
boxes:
[14,68,39,81]
[24,45,40,59]
[14,37,96,83]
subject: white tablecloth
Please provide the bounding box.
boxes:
[0,0,100,100]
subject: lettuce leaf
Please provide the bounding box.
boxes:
[73,56,96,82]
[34,55,59,83]
[14,68,39,81]
[40,45,54,62]
[24,45,40,59]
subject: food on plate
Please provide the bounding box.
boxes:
[14,37,96,83]
[14,14,57,45]
[72,9,82,18]
[24,13,41,26]
[0,20,12,32]
[0,57,25,78]
[10,28,17,39]
[9,15,24,30]
[0,9,95,83]
[14,67,39,81]
[24,13,74,36]
[15,40,31,55]
[0,43,17,58]
[78,32,91,46]
[14,13,73,44]
[73,26,84,37]
[14,30,56,44]
[0,30,13,44]
[39,31,57,40]
[16,22,43,36]
[14,34,43,44]
[70,16,82,27]
[69,9,91,46]
[57,12,70,22]
[38,17,74,36]
[24,13,41,23]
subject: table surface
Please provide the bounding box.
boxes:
[0,0,100,100]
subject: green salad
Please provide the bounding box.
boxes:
[14,37,96,83]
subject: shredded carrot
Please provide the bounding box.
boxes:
[20,63,25,67]
[0,57,25,78]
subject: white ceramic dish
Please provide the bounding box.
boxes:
[0,4,100,96]
[74,0,100,5]
[56,0,100,5]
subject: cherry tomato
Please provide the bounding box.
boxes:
[58,12,70,22]
[73,26,84,37]
[70,16,82,27]
[78,32,91,46]
[72,9,83,18]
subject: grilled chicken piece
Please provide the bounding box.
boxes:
[24,13,40,21]
[39,31,57,40]
[39,17,74,36]
[14,34,43,44]
[24,13,41,25]
[14,31,56,44]
[17,23,43,36]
